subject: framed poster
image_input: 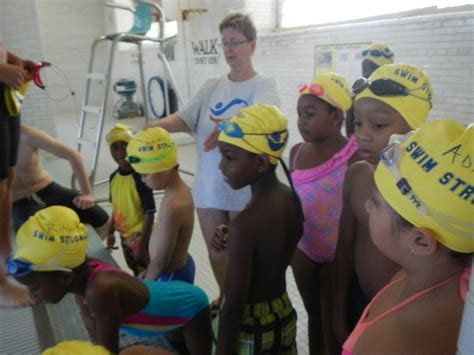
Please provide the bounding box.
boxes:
[315,42,370,85]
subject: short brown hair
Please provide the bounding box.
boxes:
[219,13,256,41]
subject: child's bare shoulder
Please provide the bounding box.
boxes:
[345,161,374,184]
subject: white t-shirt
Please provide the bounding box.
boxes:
[178,74,281,210]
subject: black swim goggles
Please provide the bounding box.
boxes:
[352,78,432,108]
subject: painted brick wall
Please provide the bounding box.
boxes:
[3,1,472,148]
[0,0,55,136]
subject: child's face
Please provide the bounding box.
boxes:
[365,190,399,259]
[354,98,411,165]
[110,140,132,171]
[297,95,338,143]
[362,60,378,79]
[218,141,259,190]
[141,171,168,190]
[16,272,69,304]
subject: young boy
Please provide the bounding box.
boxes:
[106,124,155,276]
[213,104,304,354]
[12,125,110,236]
[333,63,433,345]
[126,127,196,283]
[7,206,211,354]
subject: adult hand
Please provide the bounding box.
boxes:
[0,63,26,90]
[203,116,228,152]
[22,59,38,81]
[73,193,95,210]
[211,224,229,252]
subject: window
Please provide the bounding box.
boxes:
[279,0,474,28]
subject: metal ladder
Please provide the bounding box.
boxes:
[76,1,183,188]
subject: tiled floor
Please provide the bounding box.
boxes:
[45,111,310,353]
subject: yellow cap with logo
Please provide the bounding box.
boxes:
[299,72,352,112]
[362,43,394,67]
[375,119,474,253]
[13,206,88,270]
[218,104,288,165]
[355,63,432,129]
[106,123,136,145]
[126,127,178,174]
[42,341,110,355]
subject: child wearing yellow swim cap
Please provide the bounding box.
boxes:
[333,63,433,346]
[8,206,212,354]
[126,127,196,284]
[291,72,360,354]
[213,104,304,354]
[343,119,473,354]
[105,124,156,276]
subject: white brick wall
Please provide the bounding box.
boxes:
[2,0,473,149]
[1,0,55,136]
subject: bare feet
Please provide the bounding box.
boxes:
[0,275,35,307]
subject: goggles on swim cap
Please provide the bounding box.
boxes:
[379,135,472,240]
[218,120,288,160]
[126,143,175,165]
[353,78,432,108]
[362,48,393,60]
[298,83,342,110]
[6,257,72,277]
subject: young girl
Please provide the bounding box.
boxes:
[343,119,473,354]
[7,206,212,354]
[290,72,359,353]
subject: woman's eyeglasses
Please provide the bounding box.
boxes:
[362,49,393,59]
[352,78,432,107]
[218,39,249,48]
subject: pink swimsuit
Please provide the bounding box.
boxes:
[291,136,358,263]
[342,266,471,355]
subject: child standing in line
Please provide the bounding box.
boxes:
[7,206,212,354]
[106,124,156,276]
[213,104,304,354]
[290,72,359,354]
[333,63,433,346]
[343,119,473,354]
[126,127,196,284]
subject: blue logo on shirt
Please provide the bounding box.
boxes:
[210,98,249,116]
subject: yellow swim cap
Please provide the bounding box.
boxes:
[126,127,178,174]
[13,206,88,271]
[218,104,288,165]
[105,123,136,145]
[355,63,432,129]
[299,72,352,112]
[43,341,110,355]
[375,120,474,253]
[362,43,394,67]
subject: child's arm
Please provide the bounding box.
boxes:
[333,165,357,345]
[216,221,253,355]
[87,283,122,353]
[143,205,182,280]
[106,215,118,250]
[23,125,95,209]
[135,212,154,266]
